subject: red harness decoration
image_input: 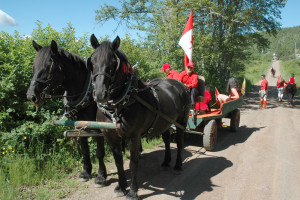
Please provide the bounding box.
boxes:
[121,62,133,75]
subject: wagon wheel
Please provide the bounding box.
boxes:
[203,120,217,151]
[230,109,240,132]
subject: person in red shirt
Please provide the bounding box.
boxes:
[217,78,241,104]
[161,63,179,80]
[178,62,199,107]
[259,74,269,108]
[286,73,296,85]
[196,85,212,114]
[276,75,286,102]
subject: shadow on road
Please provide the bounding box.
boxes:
[102,143,232,199]
[183,125,264,152]
[135,148,233,200]
[215,125,265,151]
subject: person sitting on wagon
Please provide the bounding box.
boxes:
[161,63,179,80]
[217,77,241,104]
[178,62,199,108]
[196,85,212,114]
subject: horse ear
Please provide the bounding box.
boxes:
[32,40,42,52]
[90,34,100,49]
[111,36,120,51]
[86,57,93,71]
[50,40,59,55]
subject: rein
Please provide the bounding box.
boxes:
[34,59,85,99]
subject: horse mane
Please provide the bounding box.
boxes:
[33,45,86,72]
[96,41,129,65]
[57,47,86,70]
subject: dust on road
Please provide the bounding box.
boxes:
[65,61,300,200]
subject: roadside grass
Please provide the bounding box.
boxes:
[0,151,84,200]
[280,59,300,95]
[1,137,163,200]
[243,60,272,88]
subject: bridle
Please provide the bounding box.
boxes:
[91,53,120,83]
[90,52,139,111]
[91,53,127,99]
[32,58,83,99]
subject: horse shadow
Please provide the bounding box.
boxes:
[101,141,232,199]
[132,147,233,199]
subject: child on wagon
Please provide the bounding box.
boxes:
[196,85,212,114]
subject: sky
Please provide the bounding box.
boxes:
[0,0,300,40]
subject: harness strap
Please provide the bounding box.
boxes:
[132,93,185,130]
[145,87,161,137]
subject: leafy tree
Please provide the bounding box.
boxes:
[94,0,286,90]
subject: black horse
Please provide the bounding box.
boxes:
[271,67,276,77]
[285,83,297,105]
[88,34,191,200]
[26,40,107,186]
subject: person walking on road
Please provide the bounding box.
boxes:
[259,74,269,108]
[276,75,286,102]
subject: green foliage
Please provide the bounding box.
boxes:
[0,23,94,199]
[243,60,271,86]
[95,0,286,88]
[262,26,300,60]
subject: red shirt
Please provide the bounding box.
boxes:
[166,69,179,80]
[196,90,212,111]
[277,80,285,88]
[287,77,295,84]
[261,79,268,90]
[178,71,198,88]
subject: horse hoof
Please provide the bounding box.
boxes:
[114,187,127,197]
[161,162,171,170]
[94,176,107,188]
[173,165,183,172]
[114,184,127,197]
[79,171,91,182]
[126,190,139,200]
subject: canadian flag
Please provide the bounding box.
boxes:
[179,11,193,67]
[215,87,220,105]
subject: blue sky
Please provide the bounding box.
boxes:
[0,0,299,40]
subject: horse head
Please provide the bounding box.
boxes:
[26,40,65,106]
[88,34,129,104]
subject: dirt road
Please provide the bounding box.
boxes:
[66,61,300,200]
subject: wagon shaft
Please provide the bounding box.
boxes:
[53,120,120,130]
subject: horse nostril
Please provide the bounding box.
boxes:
[31,95,37,103]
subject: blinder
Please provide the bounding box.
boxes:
[33,58,64,99]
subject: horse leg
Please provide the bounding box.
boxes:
[126,136,141,200]
[161,130,171,168]
[94,136,107,187]
[79,137,92,181]
[107,138,127,197]
[173,127,184,171]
